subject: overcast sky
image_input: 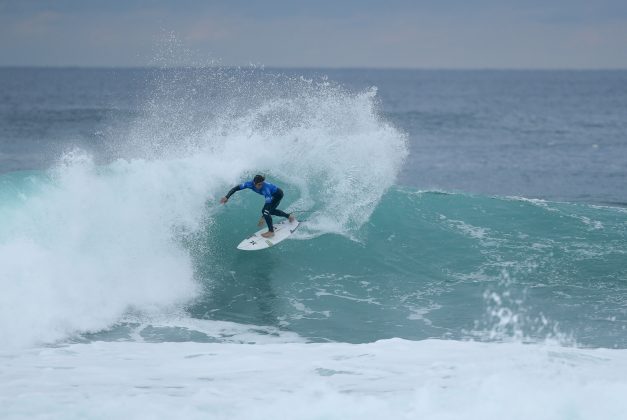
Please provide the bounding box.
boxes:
[1,0,627,68]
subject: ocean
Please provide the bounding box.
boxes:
[1,67,626,419]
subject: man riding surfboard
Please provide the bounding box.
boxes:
[220,175,295,238]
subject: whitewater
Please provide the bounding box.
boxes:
[0,67,626,419]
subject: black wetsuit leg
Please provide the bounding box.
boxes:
[261,189,290,232]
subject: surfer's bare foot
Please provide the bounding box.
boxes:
[261,231,275,238]
[288,214,295,223]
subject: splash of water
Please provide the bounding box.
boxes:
[0,67,407,348]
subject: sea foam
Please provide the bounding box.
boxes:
[2,338,625,419]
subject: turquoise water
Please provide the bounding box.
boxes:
[2,169,625,348]
[193,188,627,347]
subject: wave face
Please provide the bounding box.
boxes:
[193,189,627,347]
[2,170,625,348]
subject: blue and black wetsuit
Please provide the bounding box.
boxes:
[225,180,290,232]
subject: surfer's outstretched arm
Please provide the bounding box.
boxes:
[220,185,241,204]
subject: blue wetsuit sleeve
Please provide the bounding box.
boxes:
[225,185,240,199]
[226,181,253,199]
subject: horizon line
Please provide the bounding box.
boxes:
[1,65,626,72]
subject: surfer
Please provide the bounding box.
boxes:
[220,175,295,238]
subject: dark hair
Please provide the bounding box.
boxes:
[253,174,265,184]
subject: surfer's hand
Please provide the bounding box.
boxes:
[257,217,265,227]
[220,197,228,204]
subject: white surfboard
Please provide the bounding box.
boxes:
[237,219,300,251]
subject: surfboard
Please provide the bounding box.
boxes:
[236,219,300,251]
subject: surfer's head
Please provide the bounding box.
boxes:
[253,174,265,188]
